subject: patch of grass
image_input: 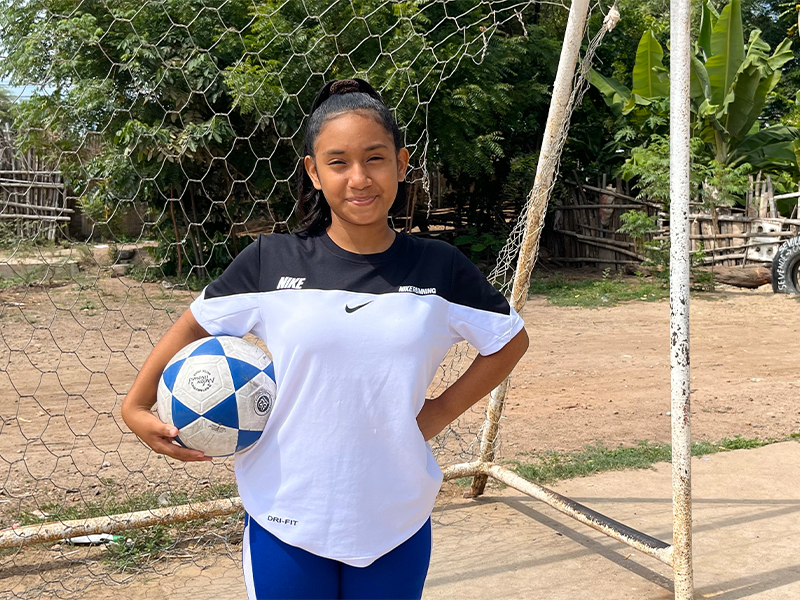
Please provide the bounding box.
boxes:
[17,482,239,526]
[0,276,27,289]
[510,436,775,485]
[104,524,173,571]
[528,272,668,308]
[14,482,239,569]
[79,300,97,312]
[126,264,164,284]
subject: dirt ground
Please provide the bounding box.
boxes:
[502,283,800,456]
[1,271,799,597]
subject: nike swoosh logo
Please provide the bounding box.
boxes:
[345,301,372,313]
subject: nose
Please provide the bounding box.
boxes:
[348,162,372,189]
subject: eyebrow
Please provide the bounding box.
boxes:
[322,143,390,155]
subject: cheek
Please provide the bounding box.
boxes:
[317,169,346,195]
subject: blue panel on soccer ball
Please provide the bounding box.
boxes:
[203,393,239,429]
[172,396,203,429]
[228,357,263,390]
[236,429,262,453]
[264,362,275,383]
[190,337,226,357]
[174,435,187,448]
[162,359,185,393]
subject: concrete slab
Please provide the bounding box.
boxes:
[82,441,800,599]
[427,441,800,600]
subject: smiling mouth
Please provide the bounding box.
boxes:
[348,196,377,206]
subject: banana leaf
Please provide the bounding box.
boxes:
[698,0,718,60]
[690,56,711,102]
[729,125,800,170]
[721,31,773,142]
[794,138,800,172]
[767,38,794,70]
[631,30,670,98]
[588,69,631,117]
[707,0,744,107]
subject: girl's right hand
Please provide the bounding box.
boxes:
[121,310,213,462]
[125,407,212,462]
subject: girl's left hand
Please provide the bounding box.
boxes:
[416,396,451,442]
[415,328,529,442]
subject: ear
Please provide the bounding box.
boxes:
[304,155,322,191]
[396,148,410,182]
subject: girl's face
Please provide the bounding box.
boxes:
[304,111,410,230]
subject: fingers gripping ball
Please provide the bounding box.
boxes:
[157,336,277,457]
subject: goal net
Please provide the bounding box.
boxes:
[0,0,612,596]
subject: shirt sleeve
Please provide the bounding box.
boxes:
[189,236,265,339]
[447,247,525,356]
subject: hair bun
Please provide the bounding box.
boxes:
[329,79,361,95]
[309,78,385,116]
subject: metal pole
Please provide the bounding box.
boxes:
[669,0,694,592]
[469,0,593,498]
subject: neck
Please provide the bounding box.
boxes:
[326,218,396,254]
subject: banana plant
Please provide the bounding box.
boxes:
[589,0,800,177]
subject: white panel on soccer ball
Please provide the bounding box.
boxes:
[172,337,208,361]
[172,355,234,414]
[156,377,173,426]
[219,336,271,368]
[179,417,238,457]
[235,371,277,431]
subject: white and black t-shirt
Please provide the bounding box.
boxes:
[190,230,524,566]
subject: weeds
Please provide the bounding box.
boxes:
[510,436,775,485]
[14,482,239,569]
[104,525,174,571]
[0,276,27,289]
[529,271,668,308]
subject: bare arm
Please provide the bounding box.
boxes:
[416,327,529,441]
[121,309,213,462]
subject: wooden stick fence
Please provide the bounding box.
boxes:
[549,174,800,268]
[0,128,68,240]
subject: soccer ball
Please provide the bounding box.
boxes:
[156,336,276,457]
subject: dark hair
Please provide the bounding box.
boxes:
[295,78,407,234]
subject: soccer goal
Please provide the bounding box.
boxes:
[0,0,693,598]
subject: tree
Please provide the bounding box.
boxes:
[1,0,568,270]
[0,0,261,278]
[588,0,799,213]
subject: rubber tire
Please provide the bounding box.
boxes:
[772,236,800,294]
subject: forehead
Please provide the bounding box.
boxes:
[315,111,394,153]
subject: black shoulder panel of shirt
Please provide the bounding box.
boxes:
[203,232,510,315]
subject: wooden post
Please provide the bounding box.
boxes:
[469,0,593,497]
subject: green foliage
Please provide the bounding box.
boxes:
[617,210,657,239]
[0,0,571,256]
[588,1,799,197]
[0,0,266,274]
[620,134,751,211]
[617,209,657,254]
[635,236,713,290]
[453,227,508,266]
[0,86,10,125]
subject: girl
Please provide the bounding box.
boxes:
[122,78,528,600]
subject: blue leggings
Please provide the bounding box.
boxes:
[242,513,432,599]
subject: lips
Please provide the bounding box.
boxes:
[348,196,377,206]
